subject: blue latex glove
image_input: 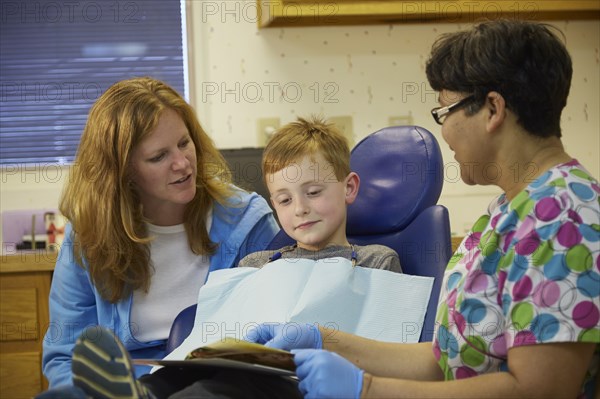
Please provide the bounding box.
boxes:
[243,322,322,350]
[292,349,364,399]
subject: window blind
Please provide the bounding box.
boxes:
[0,0,186,165]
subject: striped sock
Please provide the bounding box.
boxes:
[72,326,154,399]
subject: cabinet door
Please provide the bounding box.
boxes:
[0,352,43,397]
[0,272,51,398]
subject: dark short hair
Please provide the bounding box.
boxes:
[425,20,572,138]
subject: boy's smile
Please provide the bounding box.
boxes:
[296,221,319,230]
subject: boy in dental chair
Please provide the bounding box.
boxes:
[237,116,402,271]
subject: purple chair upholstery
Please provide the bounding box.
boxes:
[166,126,452,351]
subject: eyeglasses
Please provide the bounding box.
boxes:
[430,95,475,125]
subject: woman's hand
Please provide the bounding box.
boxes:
[244,322,322,350]
[293,349,364,399]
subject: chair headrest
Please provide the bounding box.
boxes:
[347,126,443,235]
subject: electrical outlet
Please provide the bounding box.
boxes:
[389,114,413,126]
[257,117,280,146]
[329,116,354,145]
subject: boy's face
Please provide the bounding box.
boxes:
[266,153,359,251]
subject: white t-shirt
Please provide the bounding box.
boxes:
[130,214,212,342]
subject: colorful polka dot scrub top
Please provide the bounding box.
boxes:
[433,160,600,398]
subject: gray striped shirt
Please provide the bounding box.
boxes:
[238,244,401,273]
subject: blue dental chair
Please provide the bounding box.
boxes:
[166,125,452,352]
[347,125,451,342]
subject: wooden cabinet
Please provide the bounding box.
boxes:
[0,252,56,399]
[258,1,600,28]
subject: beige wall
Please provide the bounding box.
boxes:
[187,5,599,235]
[1,5,599,240]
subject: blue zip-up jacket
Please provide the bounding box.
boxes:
[42,190,279,388]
